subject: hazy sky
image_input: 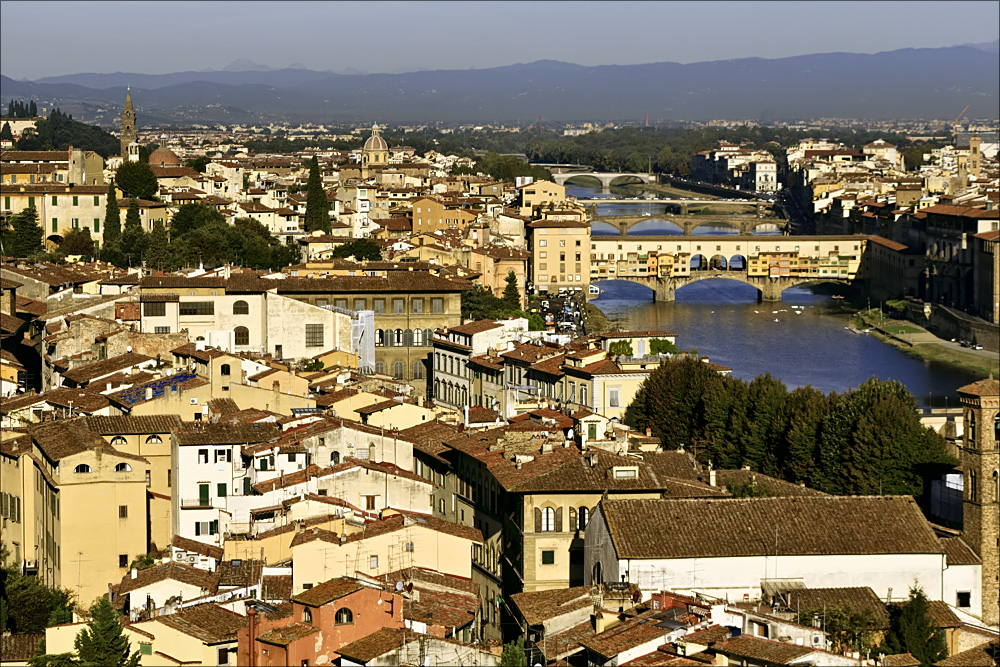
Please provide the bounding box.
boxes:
[2,1,998,80]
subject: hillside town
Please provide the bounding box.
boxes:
[0,86,998,667]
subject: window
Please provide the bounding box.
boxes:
[119,554,128,568]
[143,301,166,317]
[392,361,405,379]
[139,644,152,656]
[956,591,971,608]
[215,449,231,463]
[331,451,340,466]
[375,329,384,347]
[305,324,323,347]
[393,299,404,314]
[73,195,79,206]
[145,435,162,444]
[234,327,250,346]
[52,196,58,205]
[111,436,127,446]
[114,462,131,472]
[609,386,620,408]
[145,470,151,487]
[51,218,57,233]
[217,483,227,498]
[198,449,209,464]
[539,240,547,247]
[119,505,128,518]
[541,550,555,565]
[220,363,231,377]
[179,301,214,316]
[412,298,423,313]
[94,196,100,206]
[373,299,385,314]
[74,464,91,473]
[412,360,425,379]
[541,507,555,532]
[167,469,171,487]
[432,298,443,314]
[365,495,377,511]
[354,298,366,310]
[370,555,378,569]
[303,608,313,624]
[335,608,353,625]
[233,300,249,314]
[335,299,347,309]
[439,498,445,513]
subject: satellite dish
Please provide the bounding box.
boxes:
[126,345,133,353]
[395,581,404,592]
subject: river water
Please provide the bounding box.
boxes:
[566,184,982,406]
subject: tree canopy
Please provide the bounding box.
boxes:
[1,205,43,257]
[628,358,954,495]
[15,108,119,157]
[304,156,330,233]
[461,284,544,331]
[114,161,158,200]
[883,586,948,665]
[329,238,381,261]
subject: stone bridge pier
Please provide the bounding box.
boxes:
[644,273,812,302]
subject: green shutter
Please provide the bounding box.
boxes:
[140,644,152,655]
[94,196,100,206]
[198,484,209,506]
[73,196,78,206]
[28,197,35,207]
[52,196,57,205]
[3,197,9,209]
[94,218,100,232]
[243,477,251,495]
[52,218,57,233]
[210,520,218,535]
[194,522,201,536]
[217,483,226,498]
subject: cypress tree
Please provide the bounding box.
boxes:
[502,270,521,310]
[103,181,120,246]
[0,122,12,142]
[73,597,140,667]
[304,156,330,232]
[145,219,170,271]
[6,206,43,257]
[29,100,37,117]
[120,200,148,266]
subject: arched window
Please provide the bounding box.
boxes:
[392,361,405,379]
[578,506,589,530]
[145,435,162,444]
[970,470,978,502]
[393,329,403,346]
[434,379,440,398]
[331,451,340,466]
[425,329,433,346]
[233,300,249,315]
[993,470,999,502]
[335,608,353,625]
[110,436,127,446]
[375,329,384,347]
[114,462,132,472]
[384,329,394,347]
[220,364,231,376]
[967,410,976,444]
[234,327,249,346]
[541,507,555,532]
[375,361,385,375]
[461,387,468,406]
[302,608,312,624]
[413,328,424,346]
[74,464,92,473]
[592,561,603,585]
[412,360,424,379]
[403,329,413,347]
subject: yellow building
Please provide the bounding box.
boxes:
[28,420,150,607]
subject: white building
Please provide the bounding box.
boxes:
[585,496,981,618]
[431,318,528,410]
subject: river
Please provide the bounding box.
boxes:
[566,183,983,406]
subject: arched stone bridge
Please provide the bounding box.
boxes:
[551,172,657,188]
[601,270,825,302]
[590,214,788,236]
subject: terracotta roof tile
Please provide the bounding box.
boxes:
[512,586,594,626]
[117,562,220,598]
[154,603,247,644]
[171,535,224,561]
[335,627,408,662]
[783,588,890,628]
[956,379,999,397]
[255,622,318,647]
[940,536,980,566]
[711,635,815,664]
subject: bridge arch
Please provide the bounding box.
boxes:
[729,254,747,271]
[708,254,729,270]
[607,174,646,187]
[690,254,708,270]
[562,174,604,188]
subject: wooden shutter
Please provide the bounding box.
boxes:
[555,507,563,533]
[569,507,577,531]
[534,507,542,533]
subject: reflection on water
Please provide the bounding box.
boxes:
[591,280,981,407]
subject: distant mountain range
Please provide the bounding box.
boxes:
[2,42,997,127]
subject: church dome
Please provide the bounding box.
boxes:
[148,147,181,166]
[363,124,388,152]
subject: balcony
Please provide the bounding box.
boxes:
[180,498,213,509]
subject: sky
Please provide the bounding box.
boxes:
[2,1,998,80]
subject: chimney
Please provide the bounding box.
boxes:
[589,453,598,468]
[464,405,469,428]
[145,387,153,401]
[645,428,651,437]
[709,469,717,487]
[130,568,138,579]
[195,340,206,352]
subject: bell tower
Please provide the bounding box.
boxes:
[958,377,999,626]
[120,87,137,158]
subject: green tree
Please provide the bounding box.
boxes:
[58,227,95,258]
[3,205,43,257]
[120,200,148,267]
[167,202,225,239]
[103,182,121,246]
[145,219,170,270]
[649,338,680,355]
[884,586,947,665]
[607,339,634,357]
[304,156,330,233]
[499,637,527,667]
[0,121,12,141]
[114,161,158,200]
[73,597,140,667]
[184,155,211,173]
[502,270,521,310]
[330,238,382,261]
[796,605,881,654]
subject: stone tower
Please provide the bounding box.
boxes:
[969,135,982,180]
[120,87,137,158]
[958,377,999,626]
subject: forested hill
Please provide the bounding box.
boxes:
[13,108,120,157]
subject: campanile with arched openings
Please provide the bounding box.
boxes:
[120,87,137,158]
[957,377,999,626]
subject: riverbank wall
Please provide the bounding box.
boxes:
[906,300,999,353]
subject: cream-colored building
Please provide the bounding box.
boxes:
[289,510,482,594]
[527,219,591,294]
